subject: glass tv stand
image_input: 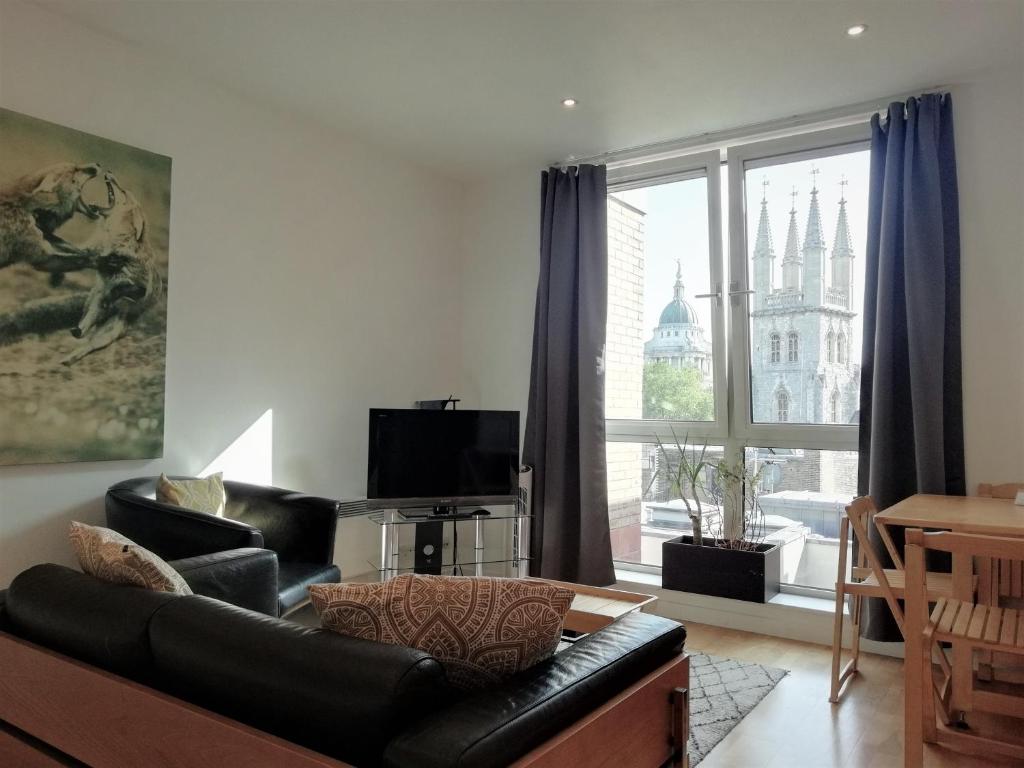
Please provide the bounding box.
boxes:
[368,500,530,581]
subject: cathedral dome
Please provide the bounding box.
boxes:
[659,295,699,326]
[658,261,700,326]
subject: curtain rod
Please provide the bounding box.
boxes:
[558,84,952,169]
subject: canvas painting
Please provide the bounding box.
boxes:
[0,108,170,465]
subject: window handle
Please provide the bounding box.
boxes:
[694,284,721,306]
[728,281,757,297]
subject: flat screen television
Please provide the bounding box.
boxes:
[367,408,520,509]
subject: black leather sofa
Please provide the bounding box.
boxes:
[106,476,341,616]
[0,564,687,768]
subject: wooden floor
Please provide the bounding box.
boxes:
[685,622,1017,768]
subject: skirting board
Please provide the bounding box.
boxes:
[617,576,905,659]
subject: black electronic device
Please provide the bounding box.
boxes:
[413,520,444,575]
[367,408,519,509]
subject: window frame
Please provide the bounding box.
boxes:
[726,124,870,451]
[605,150,729,445]
[603,125,871,588]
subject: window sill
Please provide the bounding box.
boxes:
[614,567,903,658]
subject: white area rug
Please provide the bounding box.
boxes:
[687,652,788,765]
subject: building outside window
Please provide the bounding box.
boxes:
[603,124,868,594]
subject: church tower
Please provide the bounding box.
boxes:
[780,189,802,291]
[831,177,854,295]
[751,181,775,304]
[801,169,827,307]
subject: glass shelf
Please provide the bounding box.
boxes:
[365,556,533,574]
[368,510,531,526]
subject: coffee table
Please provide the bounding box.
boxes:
[538,579,657,634]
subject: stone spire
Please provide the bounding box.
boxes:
[781,187,802,292]
[802,168,826,251]
[802,168,827,306]
[673,258,685,301]
[831,176,854,292]
[752,179,774,302]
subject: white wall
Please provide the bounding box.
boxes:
[0,0,465,586]
[460,63,1024,495]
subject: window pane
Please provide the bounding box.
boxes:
[607,177,715,423]
[745,151,868,425]
[745,446,857,590]
[607,440,726,567]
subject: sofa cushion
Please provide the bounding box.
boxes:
[311,574,574,689]
[278,561,340,616]
[69,521,192,595]
[4,564,178,681]
[157,472,226,516]
[148,594,451,767]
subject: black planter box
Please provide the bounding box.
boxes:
[661,536,781,603]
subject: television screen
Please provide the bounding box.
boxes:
[367,409,520,507]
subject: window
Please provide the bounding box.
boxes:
[604,125,868,586]
[776,390,790,422]
[787,332,799,363]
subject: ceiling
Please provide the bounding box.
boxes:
[35,0,1024,179]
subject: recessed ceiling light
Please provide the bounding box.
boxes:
[561,98,578,108]
[846,24,867,38]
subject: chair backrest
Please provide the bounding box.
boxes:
[976,484,1024,601]
[844,496,906,627]
[846,496,882,572]
[978,482,1024,499]
[906,528,1024,561]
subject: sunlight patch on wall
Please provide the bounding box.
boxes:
[200,409,273,485]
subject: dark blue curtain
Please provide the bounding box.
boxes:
[523,165,615,586]
[858,94,964,640]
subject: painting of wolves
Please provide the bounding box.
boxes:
[0,108,170,465]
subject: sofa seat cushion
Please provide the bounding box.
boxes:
[311,574,575,689]
[279,562,341,616]
[69,521,192,595]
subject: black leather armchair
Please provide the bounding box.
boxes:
[106,476,342,617]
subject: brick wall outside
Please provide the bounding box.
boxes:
[605,197,645,561]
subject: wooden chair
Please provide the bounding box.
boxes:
[975,483,1024,682]
[829,497,961,703]
[904,528,1024,767]
[978,483,1024,500]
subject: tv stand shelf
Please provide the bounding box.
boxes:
[368,502,530,581]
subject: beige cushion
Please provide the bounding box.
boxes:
[156,472,226,516]
[69,521,192,595]
[310,574,574,689]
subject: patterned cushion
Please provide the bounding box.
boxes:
[310,574,574,689]
[156,473,226,516]
[69,521,192,595]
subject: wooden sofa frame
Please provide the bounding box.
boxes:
[0,630,690,768]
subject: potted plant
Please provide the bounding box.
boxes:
[653,435,781,603]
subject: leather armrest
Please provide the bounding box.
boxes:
[169,548,279,617]
[106,489,263,560]
[383,612,686,768]
[226,484,339,564]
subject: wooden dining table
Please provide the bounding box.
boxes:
[875,493,1024,716]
